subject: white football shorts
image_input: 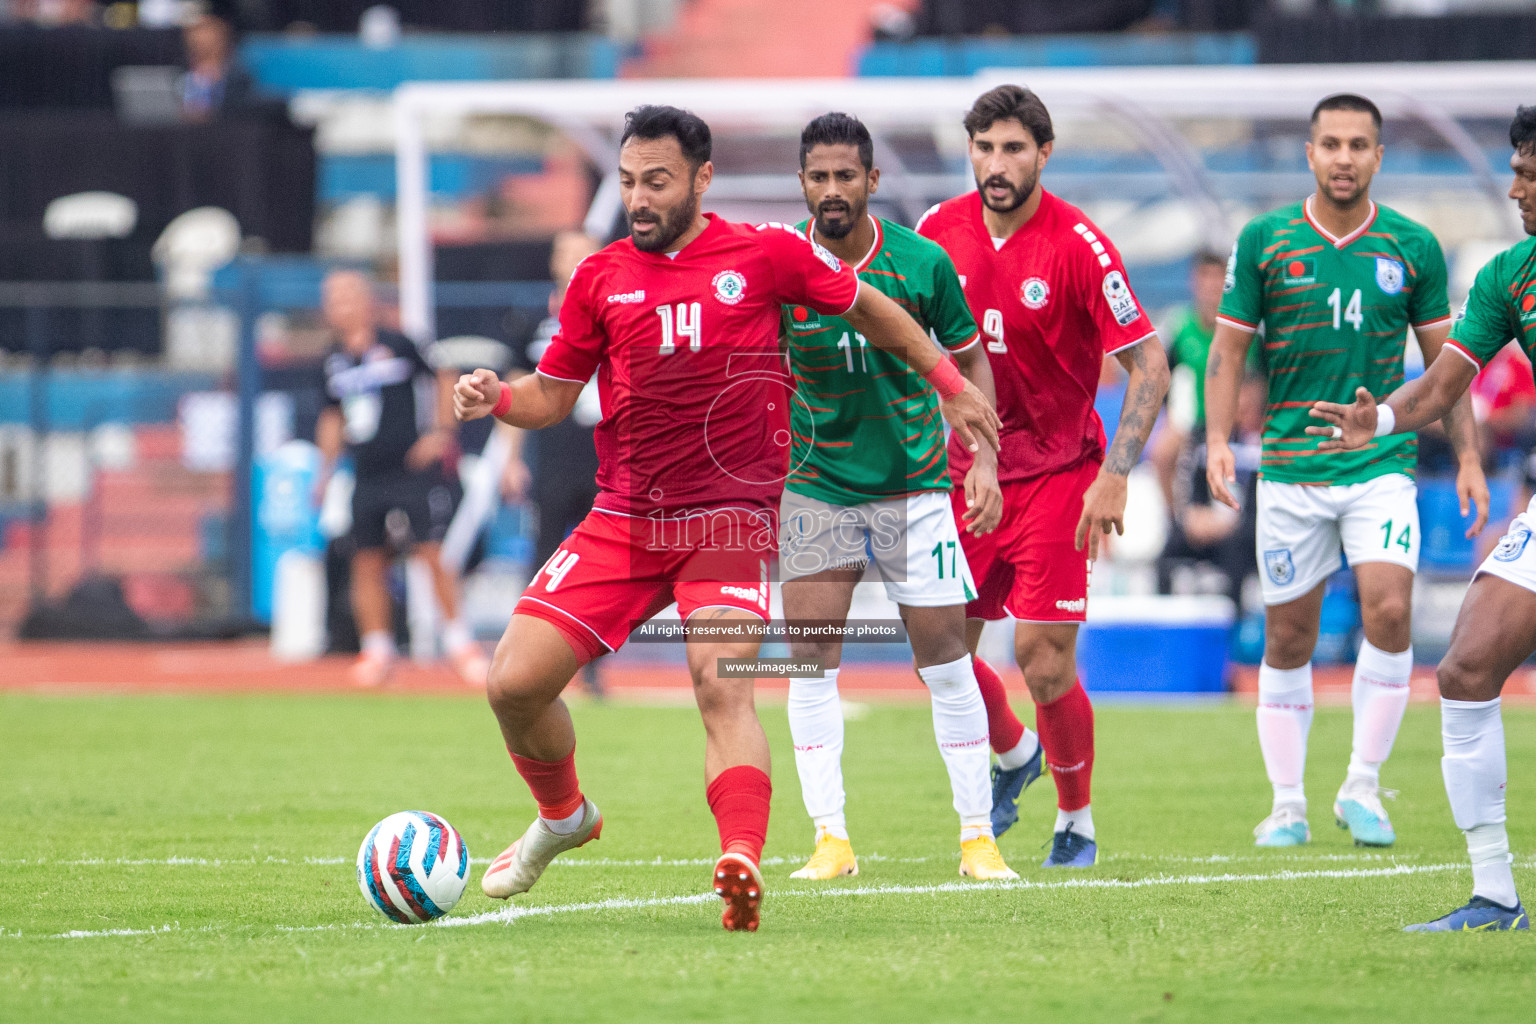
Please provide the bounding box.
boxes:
[1475,496,1536,594]
[779,488,976,607]
[1255,473,1419,606]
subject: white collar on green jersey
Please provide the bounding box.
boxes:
[1304,195,1379,249]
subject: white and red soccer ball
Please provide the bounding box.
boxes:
[356,811,470,923]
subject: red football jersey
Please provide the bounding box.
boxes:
[917,189,1155,483]
[538,214,860,517]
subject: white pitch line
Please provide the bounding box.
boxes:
[0,850,1410,869]
[41,859,1505,939]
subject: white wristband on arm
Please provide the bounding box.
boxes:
[1373,404,1396,438]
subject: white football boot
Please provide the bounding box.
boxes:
[481,798,603,899]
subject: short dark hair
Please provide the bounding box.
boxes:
[1311,93,1382,135]
[1192,248,1227,270]
[800,112,873,171]
[1511,105,1536,156]
[963,85,1054,147]
[620,104,712,169]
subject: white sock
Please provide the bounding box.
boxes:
[788,670,845,835]
[1442,697,1519,908]
[1257,661,1313,812]
[1347,641,1413,785]
[541,803,586,836]
[917,656,993,825]
[1055,804,1094,841]
[997,728,1041,771]
[960,823,994,842]
[361,630,396,661]
[813,816,849,841]
[442,618,475,653]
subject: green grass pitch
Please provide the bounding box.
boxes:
[2,689,1532,1022]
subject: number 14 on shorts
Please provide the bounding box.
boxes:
[1381,519,1412,552]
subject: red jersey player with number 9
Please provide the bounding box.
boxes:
[453,105,1001,932]
[918,85,1170,867]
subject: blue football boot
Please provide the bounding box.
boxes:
[990,743,1044,838]
[1404,896,1529,932]
[1253,804,1310,847]
[1041,824,1097,868]
[1334,780,1396,847]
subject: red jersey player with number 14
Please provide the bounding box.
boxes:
[918,85,1170,867]
[453,106,1000,932]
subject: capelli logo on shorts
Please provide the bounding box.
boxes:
[1054,598,1086,613]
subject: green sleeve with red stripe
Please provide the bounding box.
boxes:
[1217,218,1267,329]
[924,250,979,351]
[1407,230,1452,328]
[1449,254,1519,366]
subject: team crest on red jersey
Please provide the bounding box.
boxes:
[712,270,747,305]
[1020,277,1050,309]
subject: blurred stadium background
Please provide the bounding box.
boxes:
[2,0,1534,698]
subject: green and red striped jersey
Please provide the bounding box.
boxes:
[782,216,979,506]
[1217,198,1450,486]
[1446,235,1536,371]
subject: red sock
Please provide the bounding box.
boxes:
[705,765,771,863]
[973,656,1026,754]
[1035,679,1094,811]
[510,748,585,821]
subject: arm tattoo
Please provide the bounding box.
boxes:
[1104,343,1170,475]
[1206,350,1221,379]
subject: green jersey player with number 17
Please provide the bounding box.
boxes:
[1205,93,1489,851]
[1309,105,1536,931]
[778,113,1018,883]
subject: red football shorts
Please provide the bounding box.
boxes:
[953,459,1098,623]
[515,507,774,664]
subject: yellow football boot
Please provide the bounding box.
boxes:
[789,833,858,880]
[959,835,1019,880]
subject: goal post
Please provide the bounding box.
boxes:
[393,62,1534,344]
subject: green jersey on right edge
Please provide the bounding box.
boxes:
[1218,199,1451,486]
[1446,235,1536,371]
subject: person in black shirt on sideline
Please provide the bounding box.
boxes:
[503,231,606,695]
[315,270,489,687]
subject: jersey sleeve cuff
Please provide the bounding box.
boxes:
[535,367,590,384]
[1105,329,1157,356]
[834,278,861,318]
[1442,339,1484,371]
[1413,315,1454,331]
[946,332,981,353]
[1214,315,1258,333]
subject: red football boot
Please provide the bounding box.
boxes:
[713,851,764,932]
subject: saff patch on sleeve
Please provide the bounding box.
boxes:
[1102,271,1141,326]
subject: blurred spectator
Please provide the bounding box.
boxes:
[505,230,605,694]
[181,12,251,120]
[507,230,602,568]
[1150,249,1226,513]
[313,270,488,688]
[1156,372,1266,606]
[5,0,98,25]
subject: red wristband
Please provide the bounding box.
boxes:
[923,357,966,401]
[491,381,512,418]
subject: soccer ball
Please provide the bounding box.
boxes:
[356,811,470,923]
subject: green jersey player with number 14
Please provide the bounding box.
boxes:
[778,113,1018,884]
[1310,105,1536,931]
[1205,93,1489,851]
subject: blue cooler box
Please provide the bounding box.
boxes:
[1077,595,1235,694]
